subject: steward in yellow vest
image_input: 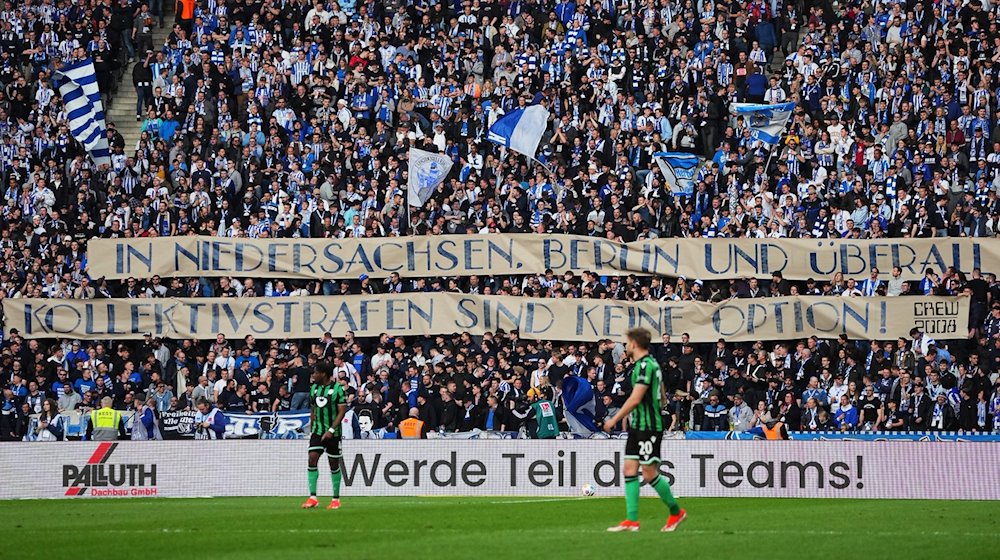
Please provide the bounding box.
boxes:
[87,397,127,441]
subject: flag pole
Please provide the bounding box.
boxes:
[762,110,793,177]
[763,140,779,175]
[529,154,564,201]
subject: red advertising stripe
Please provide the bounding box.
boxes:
[100,443,118,464]
[87,443,113,465]
[64,487,86,496]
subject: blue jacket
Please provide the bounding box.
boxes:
[755,21,777,51]
[745,73,767,97]
[159,119,180,141]
[702,403,729,431]
[195,407,227,439]
[141,408,155,434]
[835,405,859,430]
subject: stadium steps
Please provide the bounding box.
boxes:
[107,25,171,150]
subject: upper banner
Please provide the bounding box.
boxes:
[87,236,995,282]
[1,294,968,342]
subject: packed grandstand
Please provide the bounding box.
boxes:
[2,0,1000,442]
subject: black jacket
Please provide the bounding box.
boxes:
[132,60,153,87]
[908,392,933,429]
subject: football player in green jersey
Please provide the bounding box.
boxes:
[302,362,348,510]
[604,328,686,532]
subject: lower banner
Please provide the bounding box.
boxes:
[159,410,198,439]
[24,410,312,440]
[4,440,997,500]
[160,410,309,439]
[0,294,969,342]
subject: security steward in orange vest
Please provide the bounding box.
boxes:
[760,412,790,440]
[398,407,427,439]
[176,0,195,32]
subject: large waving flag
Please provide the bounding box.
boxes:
[487,104,549,159]
[561,375,598,434]
[55,57,111,167]
[653,152,701,196]
[407,148,453,207]
[730,101,796,145]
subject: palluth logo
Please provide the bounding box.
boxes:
[62,443,158,497]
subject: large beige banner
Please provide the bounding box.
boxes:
[88,235,995,282]
[1,294,968,342]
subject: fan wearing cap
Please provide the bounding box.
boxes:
[929,391,957,431]
[359,274,379,295]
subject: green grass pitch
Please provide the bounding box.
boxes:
[3,496,997,559]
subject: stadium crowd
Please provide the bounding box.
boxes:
[3,0,1000,440]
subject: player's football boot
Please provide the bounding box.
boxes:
[327,499,341,510]
[661,509,687,532]
[607,520,640,532]
[301,497,319,509]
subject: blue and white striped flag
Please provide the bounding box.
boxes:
[407,148,453,207]
[56,57,111,167]
[487,104,549,159]
[653,152,701,196]
[730,101,796,145]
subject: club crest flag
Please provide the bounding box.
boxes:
[730,102,796,145]
[407,148,454,207]
[653,152,701,196]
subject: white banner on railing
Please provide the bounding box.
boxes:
[3,440,997,500]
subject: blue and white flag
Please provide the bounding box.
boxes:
[55,57,111,167]
[407,147,453,207]
[730,101,796,145]
[487,104,549,159]
[653,152,701,196]
[561,375,598,434]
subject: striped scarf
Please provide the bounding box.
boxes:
[291,60,310,85]
[0,144,14,168]
[436,94,452,119]
[32,135,49,156]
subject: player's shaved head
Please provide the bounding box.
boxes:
[315,361,333,379]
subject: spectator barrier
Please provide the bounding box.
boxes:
[3,440,997,500]
[24,409,1000,442]
[682,430,1000,442]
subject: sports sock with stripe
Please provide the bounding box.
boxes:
[624,475,640,522]
[331,465,342,499]
[651,475,681,516]
[307,467,319,497]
